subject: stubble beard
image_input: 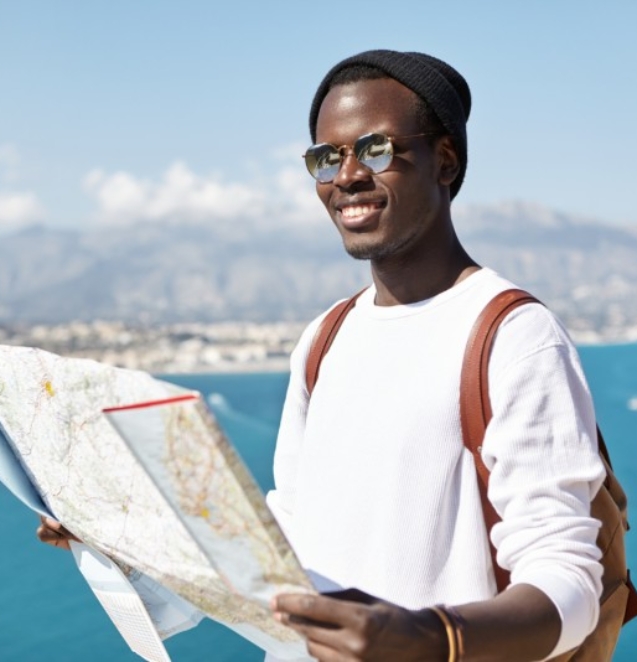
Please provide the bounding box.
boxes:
[341,230,420,263]
[344,242,392,261]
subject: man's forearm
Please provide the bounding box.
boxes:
[451,583,561,661]
[273,584,563,662]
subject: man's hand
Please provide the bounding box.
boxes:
[271,589,447,662]
[36,516,79,551]
[273,584,562,662]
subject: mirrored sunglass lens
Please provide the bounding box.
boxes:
[355,134,393,173]
[305,144,341,182]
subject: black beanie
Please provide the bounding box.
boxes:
[309,49,471,199]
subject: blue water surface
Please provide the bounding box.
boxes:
[1,346,636,661]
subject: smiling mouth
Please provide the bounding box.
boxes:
[339,202,385,220]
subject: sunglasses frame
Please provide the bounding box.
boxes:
[303,132,440,183]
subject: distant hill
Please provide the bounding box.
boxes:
[453,202,637,339]
[1,202,636,339]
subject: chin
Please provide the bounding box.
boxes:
[343,231,416,262]
[343,240,392,261]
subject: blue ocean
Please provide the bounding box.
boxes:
[1,345,636,661]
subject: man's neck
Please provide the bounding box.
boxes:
[370,243,480,307]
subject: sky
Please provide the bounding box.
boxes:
[1,0,636,232]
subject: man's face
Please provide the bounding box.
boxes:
[313,77,454,263]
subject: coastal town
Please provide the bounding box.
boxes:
[0,318,307,373]
[2,204,636,374]
[1,312,636,374]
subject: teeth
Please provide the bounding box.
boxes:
[341,204,379,218]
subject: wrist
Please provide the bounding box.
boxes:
[428,605,466,662]
[415,607,451,661]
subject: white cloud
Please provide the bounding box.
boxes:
[274,165,325,223]
[0,192,45,225]
[84,153,328,226]
[84,161,268,224]
[0,145,47,228]
[83,169,148,221]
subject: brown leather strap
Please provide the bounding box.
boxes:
[305,290,366,395]
[460,289,541,592]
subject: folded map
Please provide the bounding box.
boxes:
[0,345,313,661]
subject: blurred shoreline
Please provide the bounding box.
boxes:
[2,318,636,374]
[0,320,305,373]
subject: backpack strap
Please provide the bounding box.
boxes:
[305,289,366,396]
[459,288,540,592]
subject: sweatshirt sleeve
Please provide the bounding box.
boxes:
[265,312,326,541]
[482,304,605,657]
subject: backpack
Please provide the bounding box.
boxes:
[305,287,637,661]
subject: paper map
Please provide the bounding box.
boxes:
[0,345,313,661]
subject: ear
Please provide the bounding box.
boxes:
[436,136,461,187]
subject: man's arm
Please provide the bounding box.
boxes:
[483,306,604,655]
[272,583,560,662]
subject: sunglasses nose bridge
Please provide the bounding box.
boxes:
[336,144,355,160]
[332,145,373,186]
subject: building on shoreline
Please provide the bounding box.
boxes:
[1,316,636,374]
[0,320,307,373]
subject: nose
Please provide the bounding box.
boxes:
[332,150,373,189]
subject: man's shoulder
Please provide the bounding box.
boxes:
[485,287,580,382]
[445,269,578,373]
[291,295,358,363]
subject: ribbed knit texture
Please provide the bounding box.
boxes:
[308,49,471,199]
[266,268,605,662]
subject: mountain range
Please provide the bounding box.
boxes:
[1,201,635,339]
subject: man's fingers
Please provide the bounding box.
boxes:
[323,588,378,606]
[305,640,344,662]
[37,525,71,550]
[275,599,385,661]
[277,610,339,633]
[277,613,355,660]
[273,593,367,629]
[36,516,76,550]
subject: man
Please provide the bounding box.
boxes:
[40,50,605,661]
[266,50,604,661]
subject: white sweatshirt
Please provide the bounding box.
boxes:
[266,268,604,660]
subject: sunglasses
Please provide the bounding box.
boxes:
[303,132,438,183]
